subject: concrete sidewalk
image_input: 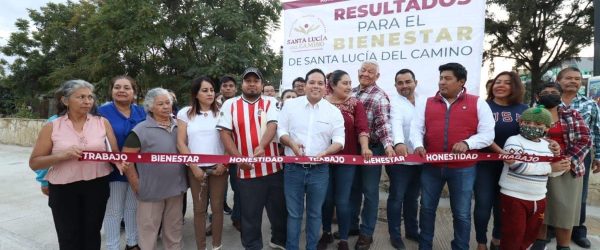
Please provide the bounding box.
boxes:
[1,144,599,250]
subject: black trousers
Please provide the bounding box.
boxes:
[48,176,109,250]
[238,172,287,250]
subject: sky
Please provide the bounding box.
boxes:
[0,0,594,95]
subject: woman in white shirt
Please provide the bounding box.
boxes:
[176,76,227,250]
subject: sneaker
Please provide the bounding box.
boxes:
[317,232,334,250]
[354,234,373,250]
[338,241,350,250]
[269,241,286,250]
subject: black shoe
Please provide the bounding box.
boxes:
[405,234,419,242]
[334,229,360,239]
[530,239,548,250]
[354,234,373,250]
[556,246,571,250]
[390,238,406,250]
[573,237,591,248]
[317,232,334,250]
[224,202,232,215]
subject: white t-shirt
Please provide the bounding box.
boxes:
[177,107,224,167]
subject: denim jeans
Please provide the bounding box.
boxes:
[573,153,592,238]
[349,143,384,236]
[228,164,241,222]
[385,164,421,241]
[473,160,503,244]
[322,164,356,240]
[419,165,476,250]
[285,163,329,250]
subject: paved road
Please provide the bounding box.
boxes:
[1,144,599,249]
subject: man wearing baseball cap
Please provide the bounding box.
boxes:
[218,67,287,250]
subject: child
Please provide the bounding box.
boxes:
[498,106,571,250]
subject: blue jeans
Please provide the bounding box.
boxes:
[419,165,476,250]
[284,163,329,250]
[473,161,502,244]
[573,153,592,238]
[228,164,241,222]
[322,164,356,240]
[386,164,421,241]
[349,143,383,236]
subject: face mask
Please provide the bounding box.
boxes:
[520,125,546,140]
[537,94,561,108]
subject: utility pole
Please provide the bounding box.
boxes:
[595,0,600,75]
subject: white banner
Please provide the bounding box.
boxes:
[282,0,485,98]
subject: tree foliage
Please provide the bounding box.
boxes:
[1,0,282,115]
[485,0,593,104]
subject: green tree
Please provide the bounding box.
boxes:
[485,0,593,104]
[1,0,282,115]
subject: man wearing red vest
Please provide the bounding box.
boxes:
[410,63,495,250]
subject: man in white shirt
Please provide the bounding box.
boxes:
[278,68,345,250]
[410,63,494,250]
[388,69,423,250]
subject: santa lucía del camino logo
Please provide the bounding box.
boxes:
[287,15,327,52]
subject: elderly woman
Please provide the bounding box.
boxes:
[177,77,227,250]
[29,79,121,250]
[98,76,145,250]
[532,82,591,250]
[120,87,188,250]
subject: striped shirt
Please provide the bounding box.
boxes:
[217,96,281,179]
[561,94,600,159]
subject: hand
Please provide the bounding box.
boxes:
[239,163,253,171]
[550,158,571,173]
[451,141,469,154]
[546,139,561,156]
[291,143,305,156]
[414,147,426,158]
[213,164,227,176]
[59,146,83,161]
[361,147,373,161]
[593,160,600,174]
[115,161,130,175]
[191,167,206,181]
[253,146,265,157]
[394,144,408,157]
[503,159,516,165]
[385,145,396,157]
[41,186,49,196]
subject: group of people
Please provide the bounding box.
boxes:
[28,61,600,250]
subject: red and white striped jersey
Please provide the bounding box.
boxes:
[217,96,281,179]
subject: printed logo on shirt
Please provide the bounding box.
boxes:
[501,111,513,122]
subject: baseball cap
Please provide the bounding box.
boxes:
[242,67,263,80]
